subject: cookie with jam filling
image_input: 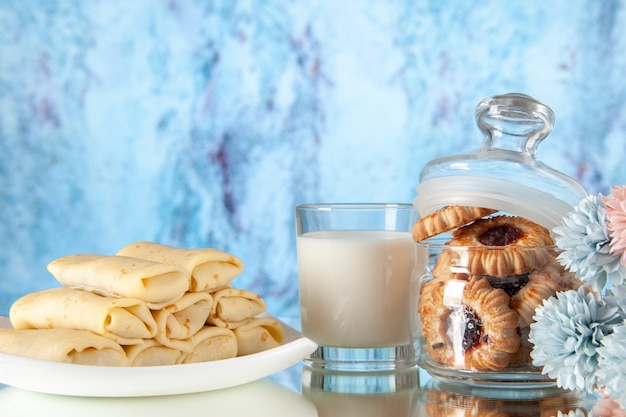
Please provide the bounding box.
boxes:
[448,215,554,276]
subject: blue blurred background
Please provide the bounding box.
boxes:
[1,1,625,317]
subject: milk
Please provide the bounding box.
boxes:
[297,230,415,348]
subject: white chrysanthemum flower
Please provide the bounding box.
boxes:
[554,409,588,417]
[553,194,626,293]
[604,185,626,263]
[555,408,587,417]
[597,321,626,407]
[529,290,623,392]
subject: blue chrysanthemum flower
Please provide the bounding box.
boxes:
[529,290,623,392]
[609,282,626,296]
[603,286,626,320]
[597,321,626,407]
[552,193,626,293]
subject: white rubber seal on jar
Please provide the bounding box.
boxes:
[443,279,469,368]
[413,176,575,230]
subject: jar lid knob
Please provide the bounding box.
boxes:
[475,92,555,158]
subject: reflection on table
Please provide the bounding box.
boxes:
[1,364,624,417]
[0,374,316,417]
[416,373,596,417]
[300,366,609,417]
[302,366,419,417]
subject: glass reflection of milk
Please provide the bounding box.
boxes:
[301,367,419,417]
[303,387,416,417]
[297,230,415,348]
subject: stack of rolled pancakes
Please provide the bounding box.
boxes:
[0,241,285,366]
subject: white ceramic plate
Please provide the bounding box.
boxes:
[0,316,316,397]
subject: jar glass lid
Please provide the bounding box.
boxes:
[414,93,587,230]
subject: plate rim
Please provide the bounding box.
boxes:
[0,315,316,397]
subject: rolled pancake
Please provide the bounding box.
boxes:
[117,241,244,292]
[176,326,238,364]
[233,317,286,356]
[9,288,157,345]
[0,328,127,366]
[124,340,181,366]
[153,292,213,349]
[206,288,266,328]
[47,254,189,307]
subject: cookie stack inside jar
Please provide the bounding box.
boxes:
[411,93,588,386]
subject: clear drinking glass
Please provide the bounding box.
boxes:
[296,203,418,372]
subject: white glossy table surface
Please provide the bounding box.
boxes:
[0,314,618,417]
[0,364,616,417]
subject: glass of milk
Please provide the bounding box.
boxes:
[296,203,418,372]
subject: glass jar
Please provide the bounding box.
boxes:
[411,93,588,387]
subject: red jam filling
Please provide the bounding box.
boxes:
[478,224,523,246]
[486,273,530,296]
[461,306,483,353]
